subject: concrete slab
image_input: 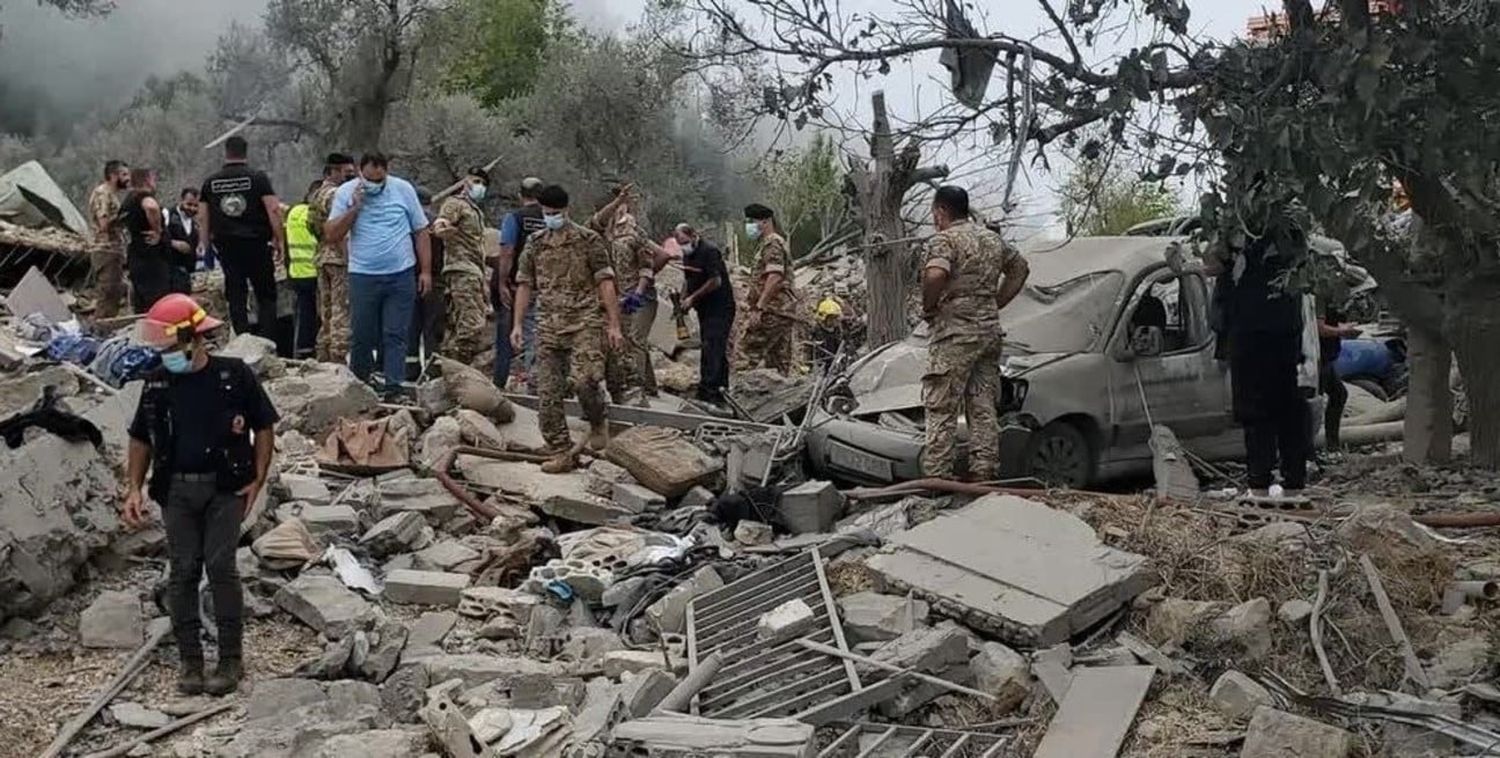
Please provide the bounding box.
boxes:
[865,494,1153,646]
[1033,665,1155,758]
[456,457,633,525]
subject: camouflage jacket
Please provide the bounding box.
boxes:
[923,219,1020,343]
[517,220,616,336]
[88,182,124,249]
[307,182,345,267]
[748,232,799,316]
[438,196,487,278]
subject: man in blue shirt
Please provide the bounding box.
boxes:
[324,152,433,399]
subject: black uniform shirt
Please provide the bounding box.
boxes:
[683,239,734,318]
[128,356,279,473]
[200,162,276,243]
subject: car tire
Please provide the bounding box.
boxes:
[1026,420,1095,489]
[1348,378,1388,402]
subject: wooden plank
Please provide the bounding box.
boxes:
[1359,554,1431,690]
[1034,666,1155,758]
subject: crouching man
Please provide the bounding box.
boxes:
[121,293,279,696]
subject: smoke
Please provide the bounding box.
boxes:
[0,0,268,137]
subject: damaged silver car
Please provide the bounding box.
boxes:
[807,236,1321,487]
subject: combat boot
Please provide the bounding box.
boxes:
[204,656,242,696]
[177,659,205,696]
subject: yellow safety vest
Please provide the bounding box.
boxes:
[286,203,317,280]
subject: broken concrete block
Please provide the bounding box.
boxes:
[1241,706,1354,758]
[1210,597,1272,659]
[681,486,715,509]
[601,576,651,610]
[455,408,506,450]
[220,334,285,379]
[610,714,815,756]
[299,505,360,537]
[603,649,673,679]
[265,364,379,438]
[1033,666,1155,758]
[384,569,471,606]
[606,425,722,498]
[458,458,634,526]
[359,622,407,683]
[79,590,144,649]
[279,474,333,505]
[756,598,815,642]
[646,566,724,634]
[415,653,568,690]
[1334,503,1439,557]
[778,480,843,534]
[561,626,626,662]
[1147,597,1221,646]
[360,511,432,558]
[586,459,636,497]
[469,706,512,744]
[416,415,463,469]
[375,477,462,526]
[274,574,376,637]
[866,495,1153,647]
[458,586,540,621]
[1428,635,1493,687]
[316,729,430,758]
[493,705,571,755]
[1,433,120,620]
[572,678,629,744]
[110,701,170,729]
[621,668,678,717]
[413,541,482,572]
[404,611,458,659]
[524,558,612,602]
[614,482,666,513]
[971,641,1031,711]
[1209,670,1272,720]
[868,622,976,717]
[838,591,929,644]
[420,691,491,758]
[733,520,774,546]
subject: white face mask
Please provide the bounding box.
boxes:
[543,213,565,231]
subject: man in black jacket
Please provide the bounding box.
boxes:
[672,223,735,405]
[163,188,201,295]
[122,294,279,697]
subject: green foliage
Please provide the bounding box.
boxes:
[441,0,571,107]
[1058,152,1182,236]
[757,133,852,257]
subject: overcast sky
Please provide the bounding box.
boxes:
[2,0,1278,233]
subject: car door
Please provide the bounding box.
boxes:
[1106,266,1226,461]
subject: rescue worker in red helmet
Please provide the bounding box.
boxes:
[123,293,280,696]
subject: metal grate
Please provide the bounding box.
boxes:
[817,723,1009,757]
[685,547,904,724]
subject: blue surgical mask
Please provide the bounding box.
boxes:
[468,184,487,202]
[745,221,762,240]
[544,213,565,231]
[362,181,385,197]
[161,350,192,374]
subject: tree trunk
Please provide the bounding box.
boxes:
[1446,279,1500,468]
[1402,323,1453,464]
[346,99,388,154]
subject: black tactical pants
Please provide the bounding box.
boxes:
[163,473,244,663]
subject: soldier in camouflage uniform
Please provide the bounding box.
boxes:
[919,186,1029,481]
[738,203,800,374]
[433,167,491,366]
[588,187,663,405]
[511,184,626,473]
[308,153,356,363]
[88,160,131,318]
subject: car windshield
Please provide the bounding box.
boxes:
[1003,270,1126,353]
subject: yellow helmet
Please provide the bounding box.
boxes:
[816,297,843,319]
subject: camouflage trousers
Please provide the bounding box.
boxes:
[316,263,350,363]
[90,249,126,319]
[921,334,1004,480]
[605,334,640,404]
[440,272,487,366]
[737,311,797,374]
[537,326,608,452]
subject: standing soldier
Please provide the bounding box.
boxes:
[589,185,664,405]
[919,186,1029,481]
[89,159,130,318]
[307,153,356,362]
[433,167,490,365]
[738,203,800,373]
[510,184,625,473]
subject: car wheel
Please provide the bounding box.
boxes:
[1348,378,1388,402]
[1026,421,1095,488]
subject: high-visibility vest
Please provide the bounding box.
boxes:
[286,203,317,280]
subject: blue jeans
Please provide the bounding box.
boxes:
[493,298,537,390]
[349,268,417,394]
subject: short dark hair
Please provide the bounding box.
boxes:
[324,152,353,176]
[466,166,490,184]
[179,187,199,200]
[537,184,569,209]
[104,160,126,178]
[744,203,775,221]
[359,152,389,169]
[224,135,248,160]
[933,185,970,218]
[129,167,153,187]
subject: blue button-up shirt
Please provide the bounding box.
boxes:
[331,175,428,276]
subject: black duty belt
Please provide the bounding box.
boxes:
[172,472,217,483]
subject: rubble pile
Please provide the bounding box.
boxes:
[7,271,1500,757]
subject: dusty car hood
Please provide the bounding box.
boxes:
[843,338,1075,415]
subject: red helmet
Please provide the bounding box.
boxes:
[140,293,223,347]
